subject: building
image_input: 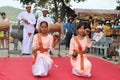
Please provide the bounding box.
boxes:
[75,8,120,20]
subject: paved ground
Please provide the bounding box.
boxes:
[0,41,120,64]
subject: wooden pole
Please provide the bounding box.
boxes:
[58,31,61,57]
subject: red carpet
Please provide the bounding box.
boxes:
[0,57,120,80]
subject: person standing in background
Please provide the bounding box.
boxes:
[0,15,4,48]
[36,8,53,30]
[71,14,80,36]
[90,17,99,38]
[86,16,93,38]
[62,17,67,35]
[103,21,111,37]
[0,12,10,49]
[64,17,73,50]
[36,8,53,55]
[55,17,64,39]
[17,5,36,55]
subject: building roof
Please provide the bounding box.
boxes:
[74,8,120,20]
[75,8,120,14]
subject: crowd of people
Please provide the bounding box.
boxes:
[15,5,90,77]
[0,4,120,78]
[16,5,93,77]
[86,16,120,59]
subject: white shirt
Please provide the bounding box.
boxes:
[92,32,104,42]
[36,16,53,29]
[17,11,36,33]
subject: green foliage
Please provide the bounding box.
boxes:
[116,6,120,10]
[116,0,120,10]
[36,0,49,7]
[74,0,85,3]
[18,0,86,20]
[20,0,35,5]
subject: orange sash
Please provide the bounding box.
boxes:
[32,34,48,64]
[74,37,85,70]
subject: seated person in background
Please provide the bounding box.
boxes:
[92,25,104,42]
[114,20,120,28]
[32,21,59,76]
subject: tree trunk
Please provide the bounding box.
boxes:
[60,0,75,19]
[53,0,59,22]
[60,0,66,19]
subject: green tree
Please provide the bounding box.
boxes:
[18,0,85,21]
[19,0,35,5]
[116,6,120,10]
[116,0,120,10]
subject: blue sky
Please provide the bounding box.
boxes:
[0,0,118,10]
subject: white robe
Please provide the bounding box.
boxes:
[17,11,36,54]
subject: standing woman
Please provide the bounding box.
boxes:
[69,22,92,77]
[32,21,58,76]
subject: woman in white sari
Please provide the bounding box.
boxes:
[32,21,58,76]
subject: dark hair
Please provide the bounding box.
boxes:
[58,17,62,20]
[89,16,92,19]
[38,21,48,33]
[57,17,62,22]
[40,21,48,26]
[1,12,6,16]
[68,17,73,22]
[72,14,77,18]
[77,22,87,30]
